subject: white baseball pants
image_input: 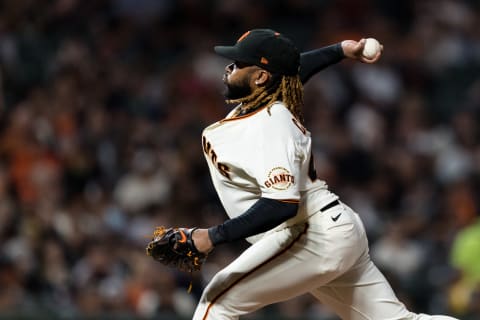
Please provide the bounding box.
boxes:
[193,202,458,320]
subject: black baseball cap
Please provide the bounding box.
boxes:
[214,29,300,76]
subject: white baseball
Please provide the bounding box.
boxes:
[362,38,381,59]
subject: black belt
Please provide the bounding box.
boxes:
[320,199,340,212]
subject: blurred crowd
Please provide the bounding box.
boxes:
[0,0,479,319]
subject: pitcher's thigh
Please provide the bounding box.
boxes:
[194,225,341,320]
[311,257,411,320]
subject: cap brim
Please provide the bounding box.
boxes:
[214,46,244,62]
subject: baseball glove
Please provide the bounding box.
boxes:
[146,226,207,273]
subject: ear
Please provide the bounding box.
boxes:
[252,69,271,87]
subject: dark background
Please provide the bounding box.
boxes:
[0,0,479,319]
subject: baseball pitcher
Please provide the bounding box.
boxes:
[147,29,458,320]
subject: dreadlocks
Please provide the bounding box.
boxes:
[227,74,304,123]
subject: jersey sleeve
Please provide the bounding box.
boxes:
[248,104,305,202]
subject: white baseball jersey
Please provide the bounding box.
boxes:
[201,102,337,242]
[195,101,458,320]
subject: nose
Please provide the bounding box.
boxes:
[225,63,234,73]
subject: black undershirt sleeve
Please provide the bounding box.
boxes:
[208,198,299,246]
[300,42,345,84]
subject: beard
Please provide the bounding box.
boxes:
[223,77,252,100]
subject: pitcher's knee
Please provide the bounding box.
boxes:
[195,291,243,320]
[198,279,256,318]
[202,271,230,302]
[202,268,251,302]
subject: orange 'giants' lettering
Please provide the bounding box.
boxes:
[264,174,295,188]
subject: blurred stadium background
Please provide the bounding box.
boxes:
[0,0,479,319]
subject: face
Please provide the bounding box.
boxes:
[223,61,258,100]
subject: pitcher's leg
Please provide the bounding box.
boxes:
[194,204,382,320]
[310,255,458,320]
[193,223,348,320]
[311,256,409,320]
[193,225,310,319]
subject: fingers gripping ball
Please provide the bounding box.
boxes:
[362,38,381,59]
[146,226,207,272]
